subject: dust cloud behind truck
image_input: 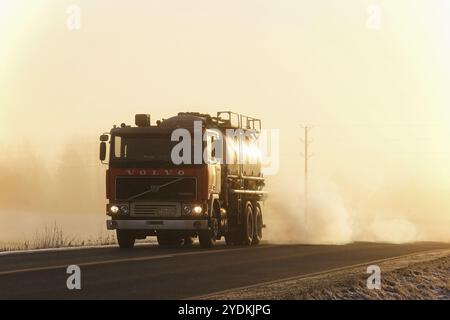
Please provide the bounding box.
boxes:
[99,112,267,248]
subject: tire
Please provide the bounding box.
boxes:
[157,231,183,247]
[199,218,219,248]
[252,202,263,245]
[183,236,194,246]
[240,201,254,246]
[116,230,136,249]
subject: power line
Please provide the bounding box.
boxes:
[300,125,314,224]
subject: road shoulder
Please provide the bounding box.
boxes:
[201,249,450,300]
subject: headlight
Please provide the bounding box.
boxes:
[119,204,129,215]
[192,205,203,215]
[109,204,129,215]
[109,205,119,214]
[182,204,192,216]
[182,204,204,215]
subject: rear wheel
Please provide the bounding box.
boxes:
[252,203,263,245]
[157,231,183,247]
[240,201,254,246]
[116,230,136,249]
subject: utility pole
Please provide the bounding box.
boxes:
[300,126,313,224]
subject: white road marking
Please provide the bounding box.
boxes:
[0,245,277,276]
[0,242,157,256]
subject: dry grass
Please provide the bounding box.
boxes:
[0,222,117,252]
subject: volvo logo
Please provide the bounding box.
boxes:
[148,185,160,192]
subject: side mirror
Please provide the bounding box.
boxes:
[100,134,109,142]
[99,142,107,161]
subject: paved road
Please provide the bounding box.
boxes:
[0,241,448,299]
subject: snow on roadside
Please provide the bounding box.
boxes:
[204,249,450,300]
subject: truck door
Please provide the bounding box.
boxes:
[205,130,221,194]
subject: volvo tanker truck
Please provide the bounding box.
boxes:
[99,111,267,248]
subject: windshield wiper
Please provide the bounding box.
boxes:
[125,177,185,201]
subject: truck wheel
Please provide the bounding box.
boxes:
[116,230,136,249]
[199,218,218,248]
[252,203,263,245]
[183,236,194,246]
[157,232,183,247]
[240,201,254,246]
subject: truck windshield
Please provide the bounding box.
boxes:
[112,135,177,163]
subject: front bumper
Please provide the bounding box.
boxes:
[106,219,208,231]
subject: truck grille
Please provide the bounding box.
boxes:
[115,177,197,201]
[132,203,180,217]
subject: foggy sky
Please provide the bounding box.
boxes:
[0,0,449,243]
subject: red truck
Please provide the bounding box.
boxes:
[99,112,266,248]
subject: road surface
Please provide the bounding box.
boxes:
[0,241,448,299]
